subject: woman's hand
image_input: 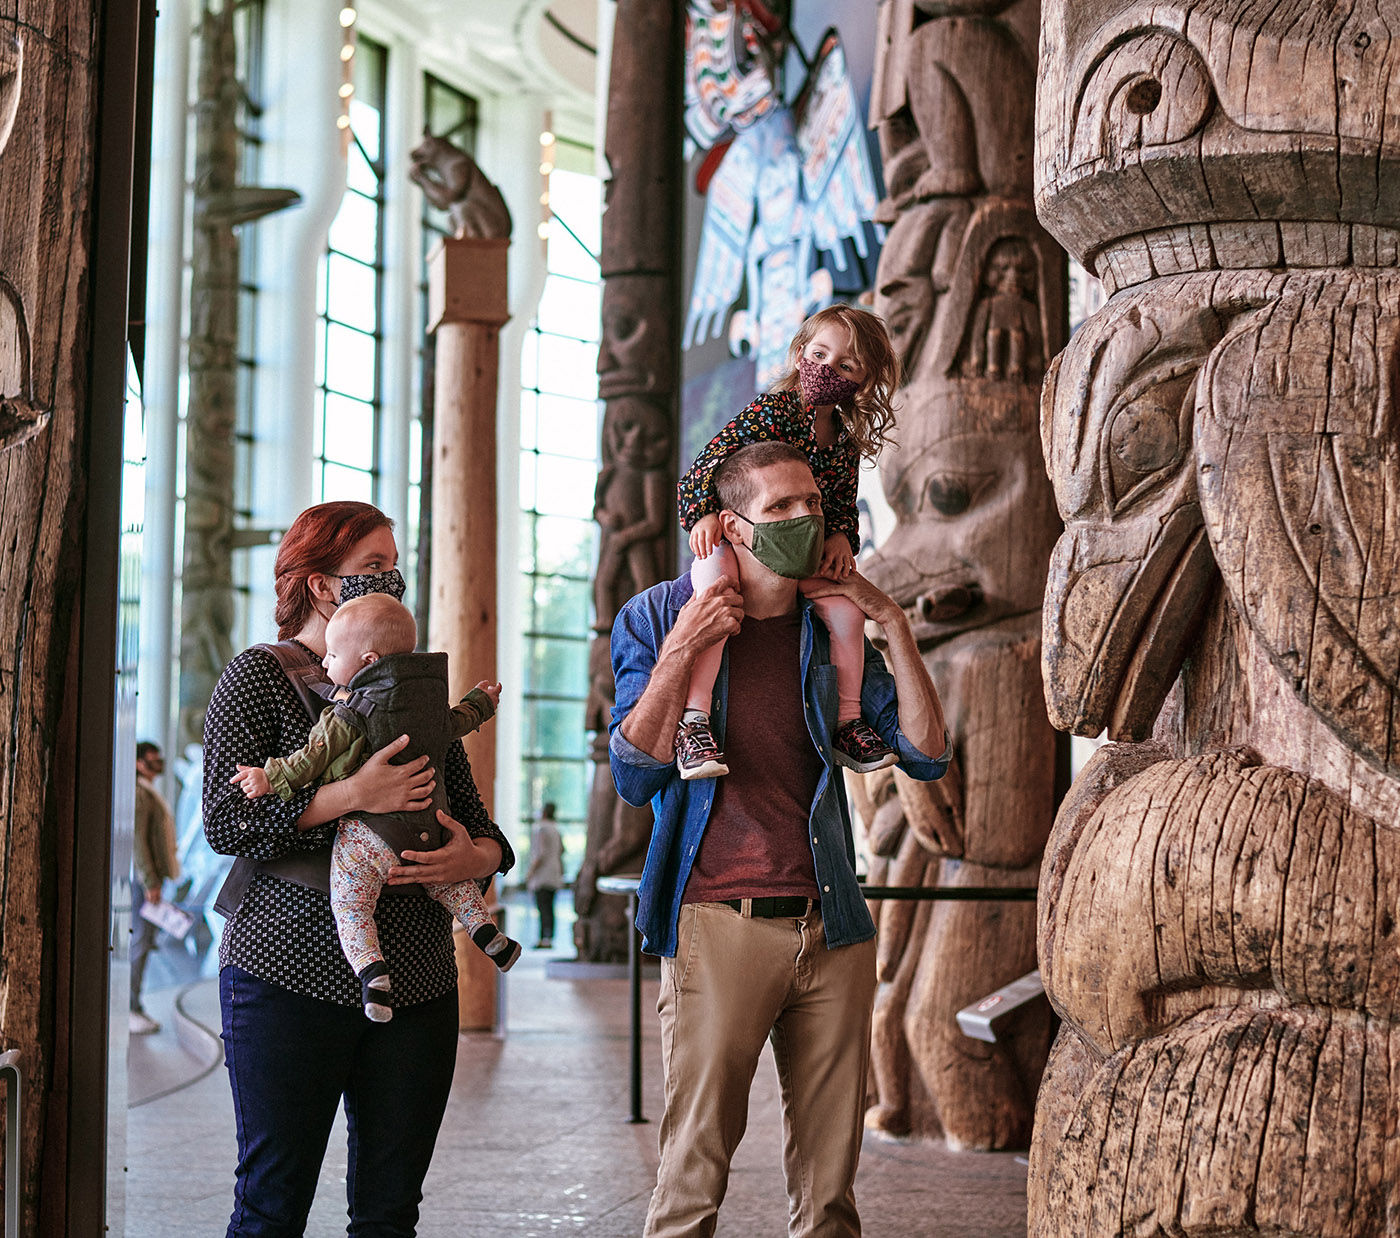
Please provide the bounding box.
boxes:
[344,735,435,815]
[817,532,856,580]
[689,513,723,559]
[386,809,503,886]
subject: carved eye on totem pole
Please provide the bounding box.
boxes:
[1068,31,1214,167]
[1041,280,1228,739]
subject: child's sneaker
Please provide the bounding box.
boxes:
[358,961,394,1022]
[472,924,522,972]
[832,718,898,773]
[675,717,728,780]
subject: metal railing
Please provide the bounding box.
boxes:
[599,879,1043,1123]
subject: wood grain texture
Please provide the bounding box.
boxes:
[0,0,99,1229]
[856,0,1064,1149]
[1034,2,1400,1231]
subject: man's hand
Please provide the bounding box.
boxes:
[799,570,900,628]
[474,680,502,709]
[670,575,744,659]
[231,764,273,798]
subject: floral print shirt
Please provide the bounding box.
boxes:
[676,389,861,547]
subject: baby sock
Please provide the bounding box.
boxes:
[357,960,394,1022]
[471,923,522,972]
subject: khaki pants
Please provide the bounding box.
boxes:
[645,902,879,1238]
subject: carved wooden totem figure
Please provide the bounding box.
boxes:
[576,0,681,962]
[854,0,1065,1149]
[0,1,100,1223]
[177,1,297,750]
[1032,3,1400,1233]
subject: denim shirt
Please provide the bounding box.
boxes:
[609,574,951,957]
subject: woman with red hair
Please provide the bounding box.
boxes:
[202,500,514,1237]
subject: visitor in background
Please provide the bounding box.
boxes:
[526,801,564,948]
[132,741,180,1035]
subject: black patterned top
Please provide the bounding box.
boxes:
[203,643,515,1008]
[676,389,861,547]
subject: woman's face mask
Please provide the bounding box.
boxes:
[335,568,407,604]
[731,511,825,579]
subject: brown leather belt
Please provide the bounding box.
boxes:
[719,896,816,919]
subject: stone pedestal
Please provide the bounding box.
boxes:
[427,233,509,1030]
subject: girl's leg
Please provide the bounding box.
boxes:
[685,541,738,715]
[424,878,522,971]
[808,591,898,772]
[808,593,868,722]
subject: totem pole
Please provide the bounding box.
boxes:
[574,0,682,963]
[1032,3,1400,1233]
[178,1,298,749]
[0,4,103,1224]
[851,0,1065,1149]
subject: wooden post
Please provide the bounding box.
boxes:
[427,234,509,1030]
[574,0,682,964]
[1031,3,1400,1233]
[851,0,1065,1150]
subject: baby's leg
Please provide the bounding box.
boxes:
[808,593,868,722]
[424,879,522,972]
[332,821,399,1020]
[685,540,738,714]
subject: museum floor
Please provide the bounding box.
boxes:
[125,897,1030,1237]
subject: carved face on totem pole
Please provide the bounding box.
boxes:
[1031,4,1400,1233]
[863,1,1061,650]
[597,274,675,402]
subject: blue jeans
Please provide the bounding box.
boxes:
[219,965,458,1237]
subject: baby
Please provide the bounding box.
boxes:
[233,593,520,1021]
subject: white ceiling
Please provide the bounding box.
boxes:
[383,0,601,141]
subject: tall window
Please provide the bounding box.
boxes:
[519,168,603,858]
[313,36,388,504]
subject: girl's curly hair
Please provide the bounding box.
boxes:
[771,303,901,460]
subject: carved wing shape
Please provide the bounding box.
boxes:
[1196,274,1400,774]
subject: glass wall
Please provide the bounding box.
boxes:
[313,36,388,505]
[518,167,602,865]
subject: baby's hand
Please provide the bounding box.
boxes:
[231,764,272,798]
[474,680,502,709]
[818,532,856,581]
[689,513,723,560]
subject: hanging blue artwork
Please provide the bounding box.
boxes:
[683,13,882,390]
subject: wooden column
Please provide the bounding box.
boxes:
[574,0,681,964]
[1031,4,1400,1233]
[427,234,509,1030]
[851,0,1065,1150]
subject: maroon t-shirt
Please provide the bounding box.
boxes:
[682,610,823,904]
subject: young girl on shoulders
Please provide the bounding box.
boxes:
[675,303,901,779]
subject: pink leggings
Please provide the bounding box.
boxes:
[687,541,867,722]
[330,818,495,975]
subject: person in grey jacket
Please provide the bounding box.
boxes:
[525,802,565,948]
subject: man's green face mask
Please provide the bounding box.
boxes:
[731,510,825,579]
